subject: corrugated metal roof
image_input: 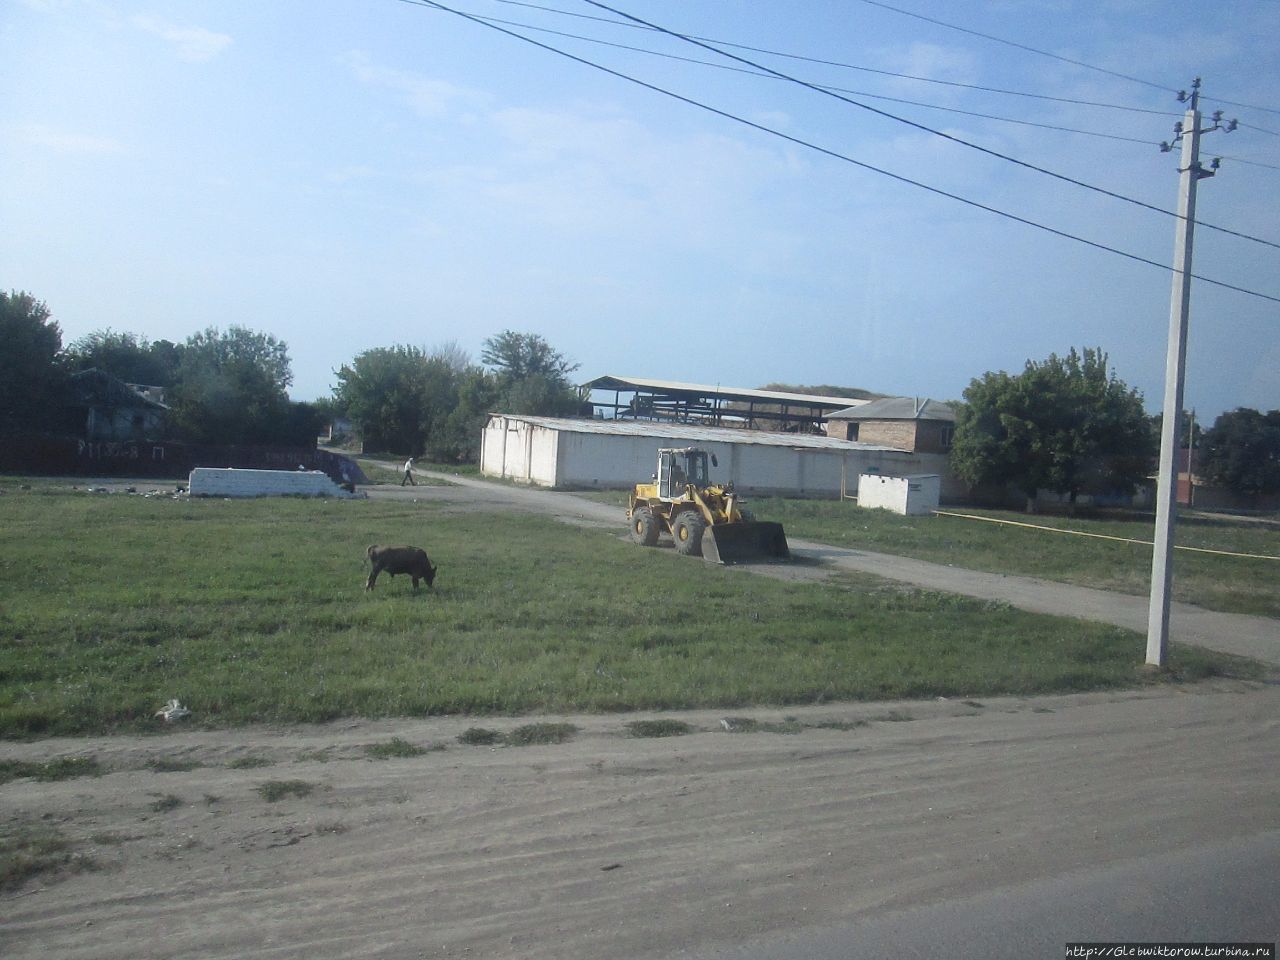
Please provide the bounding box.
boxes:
[581,375,870,409]
[487,414,905,453]
[828,397,956,422]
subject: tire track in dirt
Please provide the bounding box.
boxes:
[3,684,1276,959]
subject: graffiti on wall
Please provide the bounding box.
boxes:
[77,440,166,462]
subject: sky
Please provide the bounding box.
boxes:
[2,0,1278,423]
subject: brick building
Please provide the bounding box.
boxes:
[824,397,956,454]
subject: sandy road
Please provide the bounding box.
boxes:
[3,683,1277,959]
[3,474,1276,957]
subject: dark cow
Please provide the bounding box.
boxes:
[366,545,437,591]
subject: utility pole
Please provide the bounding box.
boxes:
[1146,79,1235,667]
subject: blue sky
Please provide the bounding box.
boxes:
[3,0,1277,422]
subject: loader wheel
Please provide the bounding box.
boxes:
[672,510,706,557]
[631,506,661,546]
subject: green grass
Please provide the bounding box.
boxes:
[627,719,694,738]
[146,757,203,773]
[574,490,1280,616]
[363,737,428,759]
[1,823,98,891]
[257,779,315,802]
[710,494,1280,618]
[505,722,578,745]
[0,487,1263,738]
[227,756,274,769]
[458,727,504,746]
[0,755,103,784]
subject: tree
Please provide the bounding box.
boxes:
[64,329,180,387]
[0,290,64,433]
[481,330,580,416]
[1198,408,1280,496]
[434,368,499,462]
[951,348,1155,511]
[333,345,466,455]
[167,326,295,445]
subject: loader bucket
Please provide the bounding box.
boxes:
[702,521,790,564]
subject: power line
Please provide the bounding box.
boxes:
[492,0,1187,119]
[468,9,1161,146]
[856,0,1173,92]
[496,2,1280,176]
[401,0,1280,304]
[854,0,1280,118]
[580,1,1280,252]
[1219,154,1280,172]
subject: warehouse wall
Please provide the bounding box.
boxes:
[482,418,947,498]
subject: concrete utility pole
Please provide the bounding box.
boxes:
[1146,79,1235,667]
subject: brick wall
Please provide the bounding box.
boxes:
[856,421,919,451]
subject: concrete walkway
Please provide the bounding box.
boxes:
[393,471,1280,668]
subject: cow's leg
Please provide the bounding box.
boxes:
[366,567,380,590]
[411,575,420,590]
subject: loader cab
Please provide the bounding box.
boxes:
[656,447,712,499]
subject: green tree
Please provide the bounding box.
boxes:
[951,348,1155,511]
[0,290,65,434]
[64,329,180,387]
[333,345,466,455]
[434,368,499,462]
[167,326,295,445]
[1198,408,1280,496]
[481,330,580,416]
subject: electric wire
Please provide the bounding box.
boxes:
[854,0,1280,118]
[469,9,1161,146]
[856,0,1173,93]
[492,0,1187,119]
[401,0,1280,305]
[581,0,1280,251]
[1219,154,1280,172]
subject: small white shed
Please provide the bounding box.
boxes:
[857,473,941,516]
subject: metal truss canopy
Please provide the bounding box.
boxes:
[579,375,868,433]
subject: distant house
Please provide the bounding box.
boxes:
[67,369,168,442]
[825,397,956,454]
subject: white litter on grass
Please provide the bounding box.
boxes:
[155,699,191,722]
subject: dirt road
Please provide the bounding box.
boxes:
[3,683,1277,959]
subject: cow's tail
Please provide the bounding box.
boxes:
[367,544,377,563]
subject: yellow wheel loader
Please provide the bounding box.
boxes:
[627,447,790,563]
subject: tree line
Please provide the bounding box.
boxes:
[3,289,1274,495]
[0,289,579,457]
[950,347,1279,505]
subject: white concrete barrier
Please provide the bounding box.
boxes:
[188,467,357,499]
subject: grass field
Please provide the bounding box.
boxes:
[580,491,1280,618]
[0,482,1260,738]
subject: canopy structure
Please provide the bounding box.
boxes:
[580,375,870,434]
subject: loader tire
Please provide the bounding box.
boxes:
[631,506,661,546]
[672,510,706,557]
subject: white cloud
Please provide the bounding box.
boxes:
[20,124,126,155]
[132,16,232,63]
[340,50,486,118]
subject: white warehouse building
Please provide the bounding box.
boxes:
[481,414,953,499]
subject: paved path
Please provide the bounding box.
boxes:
[387,471,1280,668]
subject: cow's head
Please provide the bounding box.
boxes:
[424,562,437,588]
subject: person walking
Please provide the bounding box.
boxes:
[401,456,417,486]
